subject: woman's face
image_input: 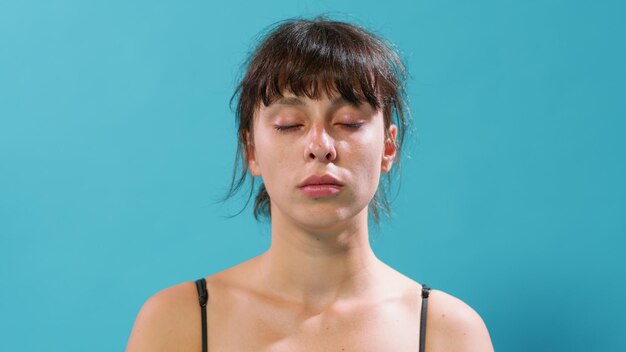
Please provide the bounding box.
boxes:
[247,92,397,229]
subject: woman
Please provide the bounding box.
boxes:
[127,17,494,352]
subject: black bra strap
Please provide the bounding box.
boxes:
[195,278,208,352]
[419,284,431,352]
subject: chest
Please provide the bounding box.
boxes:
[207,296,422,352]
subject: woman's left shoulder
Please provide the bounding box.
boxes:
[425,287,494,352]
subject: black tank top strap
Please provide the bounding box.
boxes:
[195,278,208,352]
[195,279,430,352]
[419,284,431,352]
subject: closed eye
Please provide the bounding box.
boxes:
[273,125,302,132]
[338,122,364,129]
[274,123,363,133]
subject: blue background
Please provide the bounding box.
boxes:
[1,0,624,351]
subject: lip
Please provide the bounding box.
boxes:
[297,174,344,187]
[299,184,342,197]
[298,174,344,197]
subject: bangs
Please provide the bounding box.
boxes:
[238,19,404,116]
[260,30,383,109]
[265,58,380,109]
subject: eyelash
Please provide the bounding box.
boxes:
[273,123,363,133]
[274,125,301,132]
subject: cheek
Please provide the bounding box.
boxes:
[349,130,385,167]
[344,141,384,186]
[254,134,292,178]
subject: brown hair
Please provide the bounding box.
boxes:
[225,16,412,222]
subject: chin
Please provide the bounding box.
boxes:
[283,203,367,230]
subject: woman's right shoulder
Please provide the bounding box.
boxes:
[125,279,205,352]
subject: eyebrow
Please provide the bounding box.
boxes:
[273,96,306,107]
[273,96,357,108]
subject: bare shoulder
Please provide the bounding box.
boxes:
[126,280,201,352]
[426,288,494,352]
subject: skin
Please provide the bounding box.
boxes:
[126,92,494,351]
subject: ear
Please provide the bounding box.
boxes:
[381,124,397,174]
[245,131,261,177]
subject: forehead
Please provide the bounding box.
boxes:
[253,94,384,130]
[269,95,354,108]
[259,90,374,112]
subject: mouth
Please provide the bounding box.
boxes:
[298,184,343,197]
[298,174,343,187]
[298,174,344,197]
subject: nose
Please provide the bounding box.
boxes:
[304,125,337,162]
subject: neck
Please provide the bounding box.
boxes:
[256,206,382,309]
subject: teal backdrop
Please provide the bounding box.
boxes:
[1,0,624,351]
